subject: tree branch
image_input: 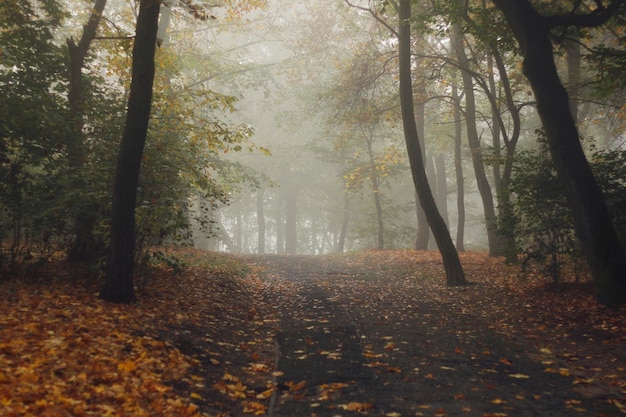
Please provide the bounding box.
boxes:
[545,0,624,28]
[344,0,399,37]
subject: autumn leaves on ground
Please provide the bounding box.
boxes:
[1,249,624,417]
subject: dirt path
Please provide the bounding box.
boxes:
[248,254,620,417]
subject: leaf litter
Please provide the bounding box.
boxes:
[0,248,624,416]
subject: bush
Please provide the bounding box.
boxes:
[508,138,626,283]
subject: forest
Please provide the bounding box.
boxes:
[1,1,626,415]
[2,0,625,302]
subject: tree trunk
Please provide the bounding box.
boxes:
[435,154,449,227]
[399,0,467,286]
[337,192,350,253]
[414,34,430,250]
[566,36,581,125]
[257,189,265,254]
[451,84,465,251]
[451,22,500,257]
[285,187,297,255]
[426,154,437,249]
[373,181,384,249]
[490,42,521,262]
[275,195,284,254]
[367,136,384,249]
[66,0,107,167]
[100,0,160,304]
[491,0,626,305]
[67,0,108,262]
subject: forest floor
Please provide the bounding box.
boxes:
[0,249,625,417]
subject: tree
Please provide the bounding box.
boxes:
[0,0,70,271]
[399,0,468,286]
[100,0,161,303]
[490,0,626,305]
[450,21,499,256]
[66,0,109,262]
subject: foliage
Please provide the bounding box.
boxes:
[509,147,580,283]
[0,248,265,417]
[508,136,626,283]
[0,0,72,271]
[589,145,626,244]
[0,0,269,275]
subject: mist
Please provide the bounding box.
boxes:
[160,0,621,255]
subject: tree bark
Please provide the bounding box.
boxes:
[399,0,467,286]
[491,0,626,305]
[100,0,160,303]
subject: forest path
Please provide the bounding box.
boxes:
[245,254,620,417]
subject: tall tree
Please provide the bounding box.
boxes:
[490,0,626,305]
[451,83,466,251]
[66,0,109,261]
[100,0,161,303]
[399,0,467,286]
[450,22,499,256]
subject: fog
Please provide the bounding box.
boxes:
[158,0,618,255]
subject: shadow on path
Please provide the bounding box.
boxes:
[249,255,619,417]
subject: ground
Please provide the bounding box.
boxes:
[0,249,624,416]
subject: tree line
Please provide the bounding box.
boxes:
[1,0,625,305]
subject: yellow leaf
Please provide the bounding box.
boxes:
[117,360,137,373]
[256,388,274,399]
[243,401,267,415]
[249,363,269,372]
[338,402,374,411]
[190,392,202,400]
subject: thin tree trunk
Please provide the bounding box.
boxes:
[257,189,265,254]
[285,187,297,255]
[100,0,160,303]
[373,182,384,249]
[451,22,500,257]
[451,84,465,251]
[367,133,384,249]
[426,154,437,249]
[491,0,626,305]
[491,42,521,262]
[399,0,467,286]
[275,195,284,254]
[67,0,108,262]
[66,0,107,167]
[337,192,350,253]
[435,154,449,227]
[414,34,430,250]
